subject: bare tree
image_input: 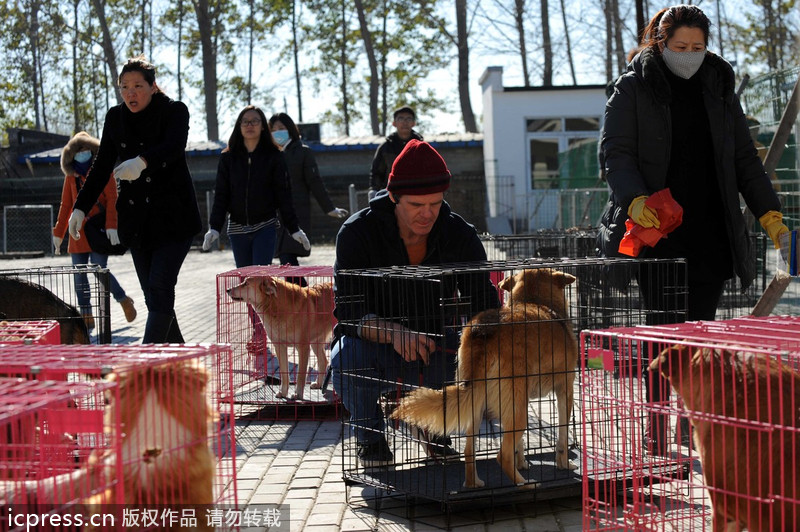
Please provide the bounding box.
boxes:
[513,0,530,86]
[354,0,380,134]
[90,0,122,104]
[191,0,219,141]
[340,0,350,135]
[540,0,552,86]
[455,0,477,132]
[292,0,303,121]
[73,0,80,133]
[558,0,576,84]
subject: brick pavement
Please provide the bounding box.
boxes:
[4,245,585,531]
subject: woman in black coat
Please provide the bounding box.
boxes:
[267,112,348,267]
[597,5,789,456]
[69,56,202,343]
[599,4,788,322]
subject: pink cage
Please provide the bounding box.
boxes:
[0,344,237,530]
[581,315,800,531]
[0,377,123,531]
[216,265,340,420]
[0,320,61,345]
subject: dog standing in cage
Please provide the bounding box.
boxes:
[228,275,335,400]
[651,345,800,531]
[393,268,579,489]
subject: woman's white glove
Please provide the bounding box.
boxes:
[202,229,219,251]
[68,209,86,240]
[106,228,120,246]
[291,229,311,251]
[327,208,349,219]
[114,156,147,181]
[52,236,63,255]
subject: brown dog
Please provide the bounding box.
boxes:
[227,276,335,400]
[0,361,216,530]
[650,346,800,532]
[0,277,90,344]
[392,268,579,489]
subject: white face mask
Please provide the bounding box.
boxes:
[272,129,290,147]
[74,150,92,163]
[661,47,706,79]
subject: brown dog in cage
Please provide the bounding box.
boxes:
[227,275,335,400]
[392,268,579,489]
[0,277,90,344]
[650,345,800,532]
[0,360,216,529]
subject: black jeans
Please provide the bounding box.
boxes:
[131,237,192,343]
[637,261,726,450]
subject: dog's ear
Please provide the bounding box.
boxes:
[498,273,516,292]
[648,344,692,379]
[552,270,577,288]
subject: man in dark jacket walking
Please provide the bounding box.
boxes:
[332,140,500,467]
[368,106,423,198]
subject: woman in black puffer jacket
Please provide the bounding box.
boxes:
[598,4,787,322]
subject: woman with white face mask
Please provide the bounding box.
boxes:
[598,4,788,456]
[267,112,348,281]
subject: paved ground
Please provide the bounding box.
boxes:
[4,244,585,531]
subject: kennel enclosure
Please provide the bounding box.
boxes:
[216,264,340,420]
[0,266,113,343]
[335,257,688,510]
[582,315,800,531]
[0,343,237,529]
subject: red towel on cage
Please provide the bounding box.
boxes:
[618,188,683,257]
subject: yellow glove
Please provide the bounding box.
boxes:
[627,195,660,229]
[759,210,790,249]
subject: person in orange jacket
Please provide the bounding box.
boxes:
[53,131,136,330]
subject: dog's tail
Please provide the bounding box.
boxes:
[391,383,484,436]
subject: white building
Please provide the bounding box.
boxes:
[480,66,608,233]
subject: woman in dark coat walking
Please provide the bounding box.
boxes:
[598,4,788,321]
[267,112,348,267]
[69,56,202,343]
[597,5,789,456]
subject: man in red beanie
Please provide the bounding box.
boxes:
[330,139,500,467]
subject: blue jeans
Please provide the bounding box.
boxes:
[130,237,192,343]
[229,225,277,268]
[71,252,127,315]
[330,333,458,445]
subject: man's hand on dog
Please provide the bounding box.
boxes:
[393,328,436,364]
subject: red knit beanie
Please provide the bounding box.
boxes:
[387,139,451,195]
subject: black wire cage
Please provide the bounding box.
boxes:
[480,230,770,319]
[334,257,687,510]
[0,266,112,344]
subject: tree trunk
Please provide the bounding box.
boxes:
[540,0,552,86]
[247,0,254,104]
[354,0,380,135]
[292,0,303,121]
[91,0,122,104]
[559,0,576,84]
[604,0,613,81]
[192,0,219,141]
[28,0,41,130]
[340,0,350,136]
[514,0,529,87]
[611,0,625,74]
[73,0,80,133]
[456,0,477,132]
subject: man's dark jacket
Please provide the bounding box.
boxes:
[334,191,499,338]
[369,131,423,191]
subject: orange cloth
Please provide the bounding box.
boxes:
[53,174,119,254]
[618,188,683,257]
